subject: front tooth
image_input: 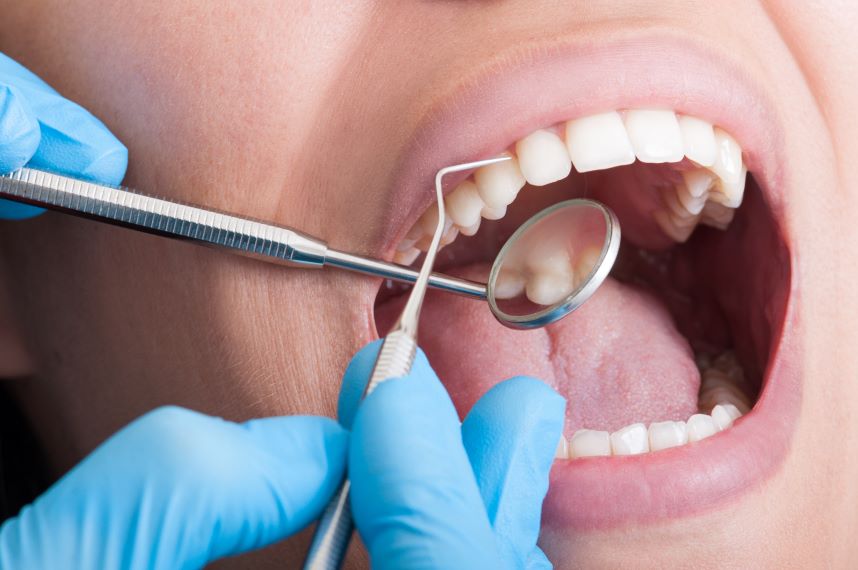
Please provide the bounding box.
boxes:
[610,423,650,455]
[623,109,684,164]
[678,115,718,167]
[473,156,526,208]
[711,404,736,431]
[648,421,688,451]
[445,180,485,228]
[570,429,612,458]
[515,129,572,186]
[682,169,715,198]
[480,204,507,221]
[686,414,718,442]
[494,268,526,299]
[555,435,569,460]
[709,127,743,185]
[564,111,636,173]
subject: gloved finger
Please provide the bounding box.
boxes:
[0,83,40,174]
[0,407,348,569]
[0,52,128,219]
[348,346,503,569]
[0,53,128,186]
[462,376,566,568]
[337,339,383,429]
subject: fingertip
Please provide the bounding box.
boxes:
[80,142,128,186]
[0,84,40,174]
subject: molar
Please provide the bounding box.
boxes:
[623,109,684,164]
[564,111,636,173]
[686,413,718,442]
[515,129,572,186]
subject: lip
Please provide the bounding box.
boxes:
[372,29,800,529]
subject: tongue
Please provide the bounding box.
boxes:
[375,272,700,433]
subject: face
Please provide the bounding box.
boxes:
[0,1,855,567]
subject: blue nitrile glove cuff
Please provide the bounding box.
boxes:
[340,340,565,570]
[0,52,128,219]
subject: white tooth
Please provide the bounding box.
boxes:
[709,127,743,185]
[686,414,718,442]
[405,223,423,241]
[480,204,507,221]
[555,435,569,460]
[623,109,684,164]
[574,245,603,287]
[661,185,696,221]
[564,111,636,173]
[459,218,481,237]
[675,183,708,215]
[569,429,612,458]
[700,200,735,230]
[440,225,459,246]
[515,129,572,186]
[397,237,418,252]
[682,169,715,198]
[710,165,747,208]
[473,156,526,208]
[526,271,574,305]
[711,404,736,431]
[393,247,420,266]
[678,115,718,167]
[610,423,650,455]
[722,403,743,421]
[648,421,688,451]
[494,268,526,299]
[445,180,485,229]
[654,209,696,243]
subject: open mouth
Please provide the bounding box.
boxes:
[369,35,797,532]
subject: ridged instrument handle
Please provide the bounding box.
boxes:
[302,330,416,570]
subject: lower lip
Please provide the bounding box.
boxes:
[542,285,801,530]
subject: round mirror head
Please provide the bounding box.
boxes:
[487,199,620,329]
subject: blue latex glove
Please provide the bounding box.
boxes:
[0,408,349,568]
[340,341,566,570]
[0,51,127,218]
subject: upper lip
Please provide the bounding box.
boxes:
[372,28,799,529]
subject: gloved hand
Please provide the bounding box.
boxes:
[0,407,349,568]
[0,51,127,218]
[0,341,562,570]
[341,341,566,570]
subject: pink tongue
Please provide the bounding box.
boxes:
[375,274,700,433]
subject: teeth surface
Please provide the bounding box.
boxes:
[473,156,526,208]
[686,413,718,442]
[648,420,688,451]
[445,180,485,229]
[610,423,650,455]
[515,129,572,186]
[623,109,684,164]
[494,268,526,300]
[570,429,612,458]
[524,240,575,305]
[678,115,718,167]
[555,435,570,460]
[564,111,636,173]
[711,404,739,431]
[396,107,747,260]
[393,247,420,266]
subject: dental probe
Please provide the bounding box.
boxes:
[0,167,492,298]
[301,158,504,570]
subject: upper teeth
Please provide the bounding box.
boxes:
[395,108,748,305]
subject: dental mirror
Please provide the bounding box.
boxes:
[486,199,620,329]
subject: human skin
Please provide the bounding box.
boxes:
[0,1,856,568]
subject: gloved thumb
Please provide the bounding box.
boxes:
[0,407,348,569]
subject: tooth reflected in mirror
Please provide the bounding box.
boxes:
[488,199,619,328]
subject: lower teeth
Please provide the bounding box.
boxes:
[554,350,750,461]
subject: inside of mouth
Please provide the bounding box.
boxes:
[374,112,789,458]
